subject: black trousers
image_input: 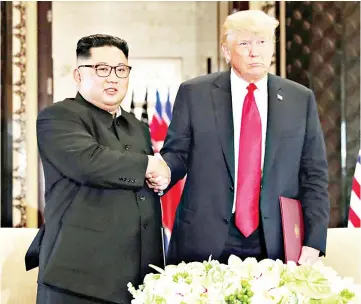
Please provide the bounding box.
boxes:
[219,214,267,264]
[36,284,128,304]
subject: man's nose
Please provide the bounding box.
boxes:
[107,68,118,82]
[249,41,260,57]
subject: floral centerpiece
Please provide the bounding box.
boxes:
[128,256,360,304]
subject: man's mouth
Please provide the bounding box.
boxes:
[105,88,118,94]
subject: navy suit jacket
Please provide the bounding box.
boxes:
[161,71,330,265]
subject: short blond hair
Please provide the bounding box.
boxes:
[221,10,279,45]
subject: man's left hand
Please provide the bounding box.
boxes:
[298,246,320,266]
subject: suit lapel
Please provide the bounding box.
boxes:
[211,72,284,187]
[262,74,283,186]
[212,71,235,184]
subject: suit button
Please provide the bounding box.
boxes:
[124,144,130,150]
[223,218,229,224]
[143,223,148,229]
[116,120,120,126]
[139,196,145,201]
[229,186,234,192]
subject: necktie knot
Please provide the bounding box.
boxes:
[247,83,257,93]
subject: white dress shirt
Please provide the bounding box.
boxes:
[116,107,122,117]
[112,107,122,118]
[231,69,268,212]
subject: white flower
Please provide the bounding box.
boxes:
[128,256,359,304]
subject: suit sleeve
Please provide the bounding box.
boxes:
[37,107,148,190]
[300,90,330,255]
[161,84,191,190]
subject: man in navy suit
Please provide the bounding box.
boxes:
[148,10,330,266]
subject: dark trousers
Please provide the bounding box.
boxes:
[36,284,126,304]
[219,214,267,264]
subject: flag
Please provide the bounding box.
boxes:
[141,89,149,125]
[149,88,185,254]
[130,90,135,116]
[150,89,168,150]
[348,150,361,228]
[164,89,172,126]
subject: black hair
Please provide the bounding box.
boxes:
[76,34,129,59]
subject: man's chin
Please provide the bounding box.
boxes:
[248,69,268,81]
[103,95,123,107]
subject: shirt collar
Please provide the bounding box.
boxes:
[113,107,122,118]
[230,68,268,92]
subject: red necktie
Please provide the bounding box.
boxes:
[235,83,262,237]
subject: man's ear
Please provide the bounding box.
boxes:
[221,43,231,64]
[73,68,81,85]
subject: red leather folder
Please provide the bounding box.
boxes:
[279,196,304,263]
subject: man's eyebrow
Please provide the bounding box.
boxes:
[94,62,128,66]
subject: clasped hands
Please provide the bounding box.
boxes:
[146,153,171,193]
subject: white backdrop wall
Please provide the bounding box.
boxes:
[52,1,218,116]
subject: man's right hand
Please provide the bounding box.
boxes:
[146,155,171,192]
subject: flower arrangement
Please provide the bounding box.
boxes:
[128,256,360,304]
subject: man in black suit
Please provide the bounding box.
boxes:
[148,10,330,266]
[30,34,170,304]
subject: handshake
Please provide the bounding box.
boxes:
[146,153,171,195]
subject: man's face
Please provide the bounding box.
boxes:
[74,46,130,112]
[222,31,274,82]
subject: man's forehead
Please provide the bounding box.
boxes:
[87,46,127,63]
[232,30,273,39]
